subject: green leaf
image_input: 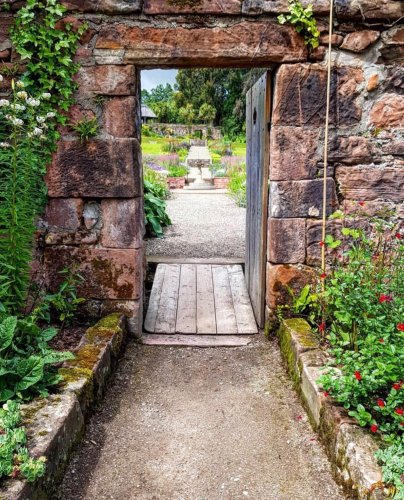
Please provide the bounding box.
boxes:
[0,317,17,352]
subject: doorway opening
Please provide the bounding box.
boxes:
[140,68,271,342]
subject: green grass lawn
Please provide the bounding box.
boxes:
[141,136,170,155]
[231,143,246,158]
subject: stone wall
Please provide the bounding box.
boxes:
[148,123,222,140]
[0,0,403,332]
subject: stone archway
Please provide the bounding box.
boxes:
[7,0,400,334]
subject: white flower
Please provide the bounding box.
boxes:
[42,93,51,100]
[26,98,40,107]
[0,142,10,148]
[0,99,9,107]
[8,117,24,126]
[0,75,3,83]
[36,116,46,124]
[16,91,28,100]
[46,112,56,119]
[33,127,43,136]
[14,104,26,111]
[16,81,25,88]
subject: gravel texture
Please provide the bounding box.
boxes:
[146,192,246,259]
[56,338,347,500]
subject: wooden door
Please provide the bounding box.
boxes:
[245,72,271,329]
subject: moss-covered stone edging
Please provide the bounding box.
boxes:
[0,314,127,500]
[278,319,385,499]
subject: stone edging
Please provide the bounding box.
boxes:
[0,314,128,500]
[278,319,385,499]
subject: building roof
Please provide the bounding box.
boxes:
[141,105,157,119]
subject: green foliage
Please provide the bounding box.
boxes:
[143,177,171,238]
[198,103,216,124]
[375,440,404,498]
[0,400,46,481]
[31,269,85,328]
[0,315,74,402]
[178,103,196,125]
[167,165,188,178]
[314,210,404,495]
[228,165,247,207]
[10,0,87,122]
[70,117,99,142]
[278,1,320,49]
[0,83,50,314]
[144,166,170,200]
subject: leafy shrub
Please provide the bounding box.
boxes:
[144,166,169,200]
[278,0,320,49]
[70,117,99,142]
[315,209,403,495]
[228,165,247,207]
[0,400,46,481]
[167,165,188,178]
[0,315,73,402]
[144,180,171,238]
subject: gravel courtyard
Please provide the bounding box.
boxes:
[146,191,246,259]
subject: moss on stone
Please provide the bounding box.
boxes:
[284,318,319,348]
[21,398,48,424]
[85,314,122,345]
[38,430,49,437]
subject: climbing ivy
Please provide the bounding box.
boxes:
[278,0,320,49]
[10,0,87,129]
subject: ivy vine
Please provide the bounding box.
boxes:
[278,0,320,50]
[10,0,87,131]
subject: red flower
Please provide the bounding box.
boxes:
[323,391,330,398]
[393,382,402,391]
[379,294,393,304]
[379,338,385,343]
[319,241,325,247]
[318,322,326,332]
[358,201,365,207]
[397,323,404,332]
[377,399,385,408]
[320,273,327,279]
[395,408,404,416]
[400,422,404,427]
[395,233,402,240]
[354,371,362,381]
[370,424,378,433]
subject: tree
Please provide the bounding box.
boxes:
[178,103,196,125]
[198,103,216,124]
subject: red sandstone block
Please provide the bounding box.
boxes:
[272,64,363,127]
[44,246,143,300]
[46,139,141,198]
[270,127,320,181]
[62,0,141,12]
[336,166,404,203]
[95,22,307,67]
[44,199,84,231]
[101,198,144,249]
[103,97,137,138]
[268,218,306,264]
[370,95,404,129]
[335,0,403,20]
[340,30,380,53]
[266,263,316,309]
[242,0,330,15]
[328,136,372,165]
[74,65,137,95]
[144,0,241,14]
[269,179,338,219]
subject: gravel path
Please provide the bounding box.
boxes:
[56,339,347,500]
[146,192,246,259]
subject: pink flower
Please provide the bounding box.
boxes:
[379,294,393,304]
[354,371,362,381]
[370,424,378,433]
[377,399,385,408]
[395,408,404,416]
[397,323,404,332]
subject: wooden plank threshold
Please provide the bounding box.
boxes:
[140,334,255,347]
[147,256,245,265]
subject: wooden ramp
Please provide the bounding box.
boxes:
[144,264,258,337]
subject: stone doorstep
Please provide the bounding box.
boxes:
[278,319,385,499]
[0,314,128,500]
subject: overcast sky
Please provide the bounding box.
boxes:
[141,69,178,91]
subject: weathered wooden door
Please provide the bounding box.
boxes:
[245,72,271,329]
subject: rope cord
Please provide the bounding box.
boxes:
[321,0,335,292]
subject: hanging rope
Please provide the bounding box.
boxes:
[321,0,335,292]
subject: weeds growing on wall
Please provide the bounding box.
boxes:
[278,0,320,49]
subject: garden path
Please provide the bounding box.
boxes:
[146,192,246,259]
[56,338,346,500]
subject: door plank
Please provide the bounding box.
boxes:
[155,264,181,334]
[196,264,216,334]
[245,71,271,328]
[176,264,197,334]
[144,264,166,333]
[212,265,238,334]
[228,265,258,334]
